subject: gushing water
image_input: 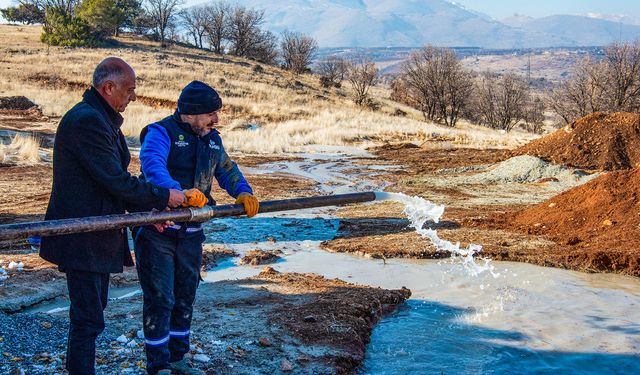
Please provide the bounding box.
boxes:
[374,192,499,278]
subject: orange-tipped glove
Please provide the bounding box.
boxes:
[181,188,208,208]
[235,192,259,217]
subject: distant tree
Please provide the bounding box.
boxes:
[400,46,472,126]
[1,0,45,24]
[38,0,105,47]
[347,56,377,106]
[226,5,264,57]
[129,8,154,35]
[41,5,100,46]
[114,0,142,35]
[474,73,530,131]
[597,41,640,111]
[390,76,419,109]
[548,41,640,124]
[524,96,546,133]
[203,1,230,54]
[78,0,141,37]
[144,0,182,47]
[547,58,606,124]
[246,29,278,64]
[316,55,349,87]
[180,5,208,48]
[280,30,317,74]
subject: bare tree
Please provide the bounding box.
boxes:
[316,55,348,87]
[548,41,640,124]
[547,59,605,124]
[400,46,472,126]
[203,1,230,54]
[524,96,546,133]
[247,29,278,64]
[597,41,640,111]
[442,62,473,127]
[180,5,208,48]
[347,57,377,106]
[280,30,317,74]
[226,5,264,57]
[475,73,530,131]
[144,0,182,47]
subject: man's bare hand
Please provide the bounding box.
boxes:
[153,220,175,233]
[168,189,186,208]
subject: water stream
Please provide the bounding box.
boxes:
[202,147,640,374]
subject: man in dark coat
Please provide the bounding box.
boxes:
[40,57,188,375]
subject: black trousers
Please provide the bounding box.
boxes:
[134,227,204,374]
[65,269,110,375]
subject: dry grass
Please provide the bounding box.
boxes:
[222,108,536,153]
[0,24,539,152]
[0,134,42,165]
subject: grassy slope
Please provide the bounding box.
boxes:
[0,24,536,153]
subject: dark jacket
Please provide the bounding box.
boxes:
[40,87,170,273]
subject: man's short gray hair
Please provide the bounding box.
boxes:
[92,58,125,87]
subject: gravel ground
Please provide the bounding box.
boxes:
[456,155,599,188]
[0,269,410,374]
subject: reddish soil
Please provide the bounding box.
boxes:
[513,112,640,170]
[491,168,640,276]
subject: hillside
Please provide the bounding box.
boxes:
[0,24,529,154]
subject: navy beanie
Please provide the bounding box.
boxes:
[177,80,223,115]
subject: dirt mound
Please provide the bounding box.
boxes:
[504,168,640,275]
[513,112,640,170]
[0,96,37,111]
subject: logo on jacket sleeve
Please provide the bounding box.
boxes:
[175,134,189,147]
[209,139,220,150]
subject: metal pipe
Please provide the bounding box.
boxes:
[0,192,376,240]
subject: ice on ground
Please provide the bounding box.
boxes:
[8,261,24,271]
[116,334,128,344]
[193,354,211,362]
[457,155,599,187]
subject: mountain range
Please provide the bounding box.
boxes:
[225,0,640,48]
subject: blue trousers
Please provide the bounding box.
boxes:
[134,227,204,374]
[65,269,110,375]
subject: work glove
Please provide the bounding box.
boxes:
[181,188,208,208]
[235,192,259,217]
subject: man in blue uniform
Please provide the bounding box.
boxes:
[40,57,187,375]
[135,80,259,374]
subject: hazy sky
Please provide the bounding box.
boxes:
[453,0,640,19]
[1,0,639,20]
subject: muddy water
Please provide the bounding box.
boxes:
[204,146,640,374]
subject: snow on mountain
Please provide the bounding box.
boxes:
[519,15,640,46]
[580,13,640,26]
[218,0,640,48]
